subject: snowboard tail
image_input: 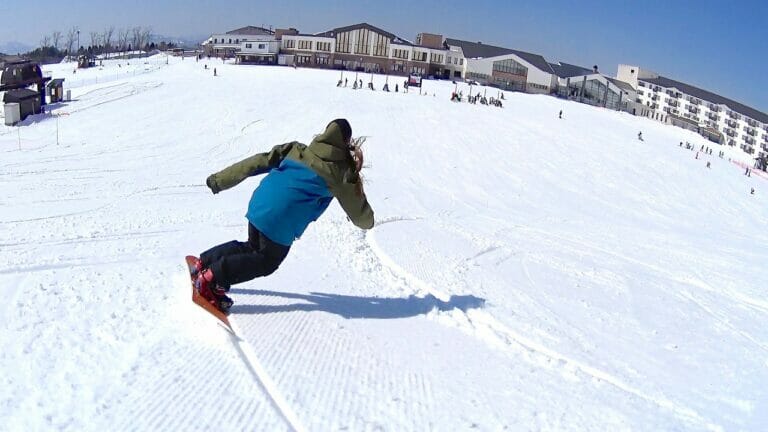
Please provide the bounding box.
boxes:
[185,255,232,330]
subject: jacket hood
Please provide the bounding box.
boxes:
[308,121,350,161]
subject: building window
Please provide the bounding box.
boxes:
[246,43,252,49]
[298,40,312,50]
[296,55,312,64]
[316,42,331,52]
[336,31,351,53]
[355,28,371,54]
[372,32,389,57]
[413,51,427,62]
[493,58,527,76]
[392,48,409,60]
[411,66,426,75]
[429,53,443,63]
[259,44,265,49]
[284,39,295,49]
[316,56,329,65]
[459,59,463,65]
[466,72,491,81]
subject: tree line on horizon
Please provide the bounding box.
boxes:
[2,26,181,64]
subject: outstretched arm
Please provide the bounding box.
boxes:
[206,142,299,193]
[331,176,374,229]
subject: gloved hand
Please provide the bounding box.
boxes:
[206,175,221,194]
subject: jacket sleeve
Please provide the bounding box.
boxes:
[330,175,375,229]
[206,142,298,193]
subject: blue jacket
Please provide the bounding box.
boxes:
[246,159,333,246]
[205,121,375,246]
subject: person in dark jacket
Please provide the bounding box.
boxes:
[190,119,374,312]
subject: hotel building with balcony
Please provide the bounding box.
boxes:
[618,65,768,157]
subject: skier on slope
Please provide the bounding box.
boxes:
[190,119,375,312]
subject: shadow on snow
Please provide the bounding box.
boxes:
[229,289,486,319]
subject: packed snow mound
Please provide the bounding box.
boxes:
[0,57,766,431]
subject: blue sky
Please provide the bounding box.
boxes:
[2,0,766,111]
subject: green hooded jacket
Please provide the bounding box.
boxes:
[206,122,374,230]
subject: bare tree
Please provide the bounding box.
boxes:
[132,26,142,53]
[141,27,153,51]
[89,31,100,53]
[40,35,51,48]
[52,31,62,51]
[103,26,115,55]
[65,27,78,58]
[117,28,129,52]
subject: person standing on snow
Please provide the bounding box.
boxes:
[190,119,375,312]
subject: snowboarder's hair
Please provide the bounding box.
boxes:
[330,118,352,145]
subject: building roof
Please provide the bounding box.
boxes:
[548,62,594,78]
[445,38,554,74]
[607,77,635,93]
[48,78,65,86]
[226,26,275,36]
[641,75,768,124]
[316,23,412,45]
[3,88,40,101]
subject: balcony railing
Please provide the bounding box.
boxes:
[762,134,768,142]
[667,99,679,107]
[651,95,659,101]
[707,104,721,112]
[707,113,720,121]
[724,128,736,137]
[746,128,757,136]
[728,111,740,120]
[687,105,700,114]
[746,119,758,127]
[726,119,738,128]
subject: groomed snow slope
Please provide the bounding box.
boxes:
[1,56,766,431]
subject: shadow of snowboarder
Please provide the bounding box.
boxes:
[229,289,486,319]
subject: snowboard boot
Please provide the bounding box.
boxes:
[195,268,234,314]
[188,256,204,278]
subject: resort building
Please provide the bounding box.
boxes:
[444,39,557,94]
[619,65,768,155]
[279,23,450,77]
[202,26,276,57]
[549,62,636,112]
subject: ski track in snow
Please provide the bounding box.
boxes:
[365,220,722,431]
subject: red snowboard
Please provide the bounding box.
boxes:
[185,255,232,330]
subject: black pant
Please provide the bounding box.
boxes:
[200,224,290,288]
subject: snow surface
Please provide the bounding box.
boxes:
[1,56,766,431]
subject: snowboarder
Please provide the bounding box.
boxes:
[213,68,217,77]
[344,78,348,87]
[559,110,563,119]
[679,142,683,147]
[751,187,755,195]
[745,167,751,176]
[637,132,643,141]
[190,119,375,313]
[395,84,399,92]
[706,161,711,168]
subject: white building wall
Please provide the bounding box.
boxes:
[635,78,768,155]
[240,40,280,54]
[464,54,553,90]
